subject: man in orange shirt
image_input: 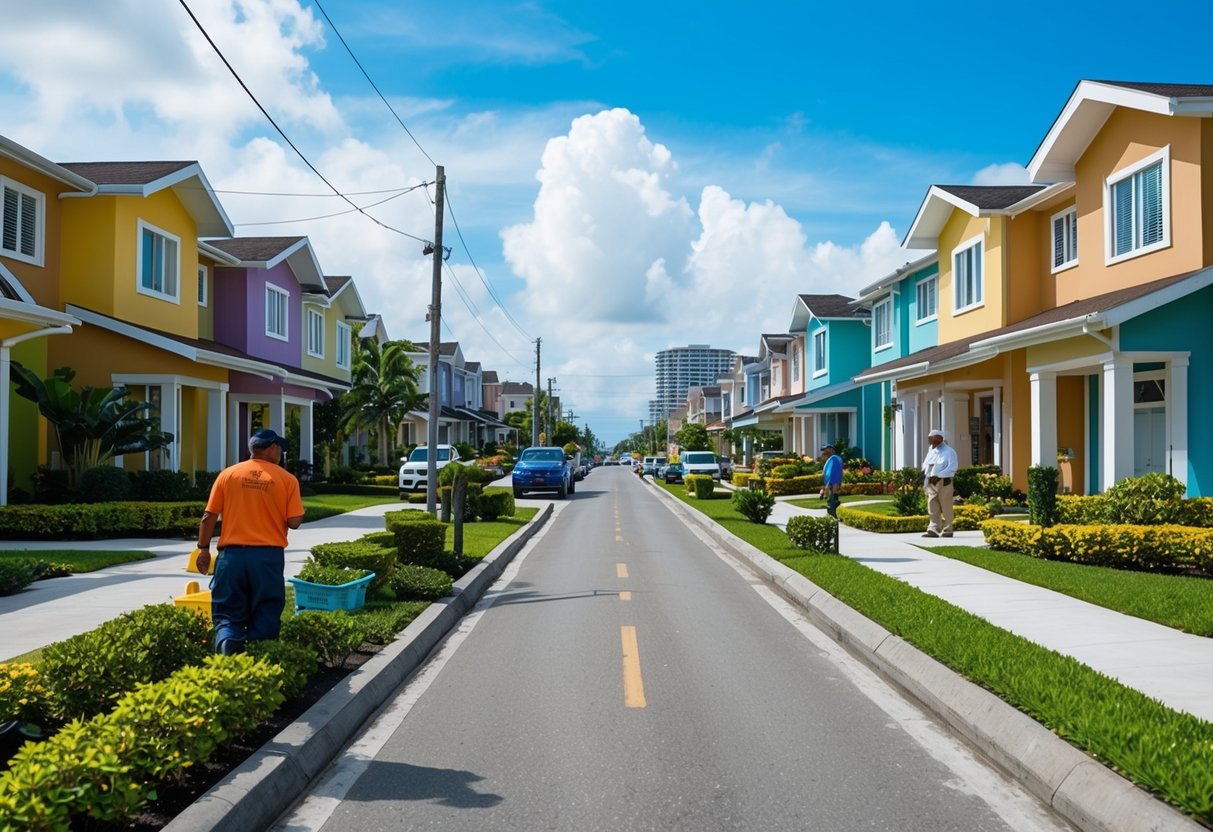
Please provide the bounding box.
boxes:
[196,429,305,655]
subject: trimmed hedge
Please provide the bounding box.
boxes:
[309,540,396,592]
[786,515,838,552]
[389,564,454,600]
[478,488,516,520]
[0,501,206,539]
[731,472,756,489]
[837,504,992,534]
[0,662,51,725]
[1057,490,1213,529]
[385,511,447,570]
[982,518,1213,574]
[684,474,715,499]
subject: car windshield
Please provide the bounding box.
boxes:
[408,448,450,462]
[683,452,714,464]
[521,448,564,462]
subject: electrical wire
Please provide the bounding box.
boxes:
[176,0,431,245]
[444,192,531,339]
[234,186,425,227]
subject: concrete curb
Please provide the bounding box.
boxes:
[164,503,554,832]
[647,481,1200,832]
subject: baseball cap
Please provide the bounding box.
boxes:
[820,443,835,451]
[927,429,944,438]
[249,428,287,450]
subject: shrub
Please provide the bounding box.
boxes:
[838,482,888,496]
[953,464,1001,499]
[976,473,1015,500]
[771,464,800,480]
[128,469,191,502]
[0,559,39,595]
[297,561,372,586]
[982,518,1213,574]
[953,504,994,529]
[732,489,775,524]
[981,519,1041,553]
[1105,472,1186,525]
[0,662,51,725]
[246,640,318,699]
[731,472,756,489]
[1178,497,1213,528]
[280,611,367,667]
[78,465,130,503]
[31,467,71,504]
[477,489,516,521]
[1027,465,1060,527]
[762,475,824,496]
[0,501,206,540]
[352,601,430,645]
[309,540,395,593]
[326,465,363,484]
[40,603,211,720]
[1056,495,1112,525]
[189,470,220,501]
[386,513,447,570]
[837,506,926,533]
[892,487,927,517]
[389,564,454,601]
[685,475,715,499]
[406,492,428,504]
[786,515,838,552]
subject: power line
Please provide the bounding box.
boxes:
[177,0,431,245]
[444,192,531,339]
[234,185,427,227]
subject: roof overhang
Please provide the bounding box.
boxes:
[854,252,940,305]
[0,136,95,192]
[1029,80,1213,183]
[904,186,985,250]
[0,295,80,328]
[197,240,242,266]
[226,238,326,292]
[96,163,234,237]
[329,278,367,319]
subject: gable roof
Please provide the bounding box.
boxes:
[855,252,939,305]
[1029,80,1213,183]
[789,293,866,332]
[903,184,1050,249]
[0,135,94,191]
[208,236,326,291]
[482,370,500,384]
[59,160,233,237]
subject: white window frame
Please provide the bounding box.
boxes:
[335,320,352,369]
[1051,206,1079,273]
[952,233,984,314]
[873,296,893,352]
[1105,145,1170,265]
[0,176,44,266]
[812,328,827,377]
[197,265,208,307]
[306,307,325,358]
[265,283,289,341]
[136,220,181,303]
[916,276,937,323]
[791,344,800,382]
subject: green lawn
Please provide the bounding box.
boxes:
[448,508,539,558]
[656,479,1213,824]
[301,493,403,522]
[926,544,1213,637]
[788,494,893,510]
[0,549,153,572]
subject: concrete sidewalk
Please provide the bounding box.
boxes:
[766,497,1213,723]
[0,503,412,661]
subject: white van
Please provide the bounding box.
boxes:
[680,450,721,480]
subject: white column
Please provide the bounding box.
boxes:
[227,398,240,462]
[1029,371,1058,467]
[269,397,285,435]
[1169,356,1189,492]
[300,401,315,466]
[0,347,11,506]
[992,385,1003,470]
[206,389,226,470]
[1102,358,1134,491]
[161,383,180,471]
[942,393,969,466]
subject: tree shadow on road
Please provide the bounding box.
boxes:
[340,760,503,809]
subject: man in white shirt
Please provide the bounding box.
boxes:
[921,428,959,538]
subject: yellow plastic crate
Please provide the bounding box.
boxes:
[174,580,212,623]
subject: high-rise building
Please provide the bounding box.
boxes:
[650,345,736,423]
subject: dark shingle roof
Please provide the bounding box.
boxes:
[60,161,196,185]
[482,370,500,384]
[465,361,481,372]
[324,275,351,295]
[935,185,1046,210]
[797,293,864,319]
[1092,80,1213,98]
[501,381,533,394]
[208,237,305,262]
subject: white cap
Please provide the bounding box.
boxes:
[927,429,944,438]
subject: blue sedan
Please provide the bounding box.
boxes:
[511,447,575,499]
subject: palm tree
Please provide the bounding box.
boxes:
[342,339,425,466]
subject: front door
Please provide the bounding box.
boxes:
[1133,407,1167,476]
[978,396,995,466]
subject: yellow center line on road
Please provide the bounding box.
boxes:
[615,535,623,542]
[620,626,647,708]
[616,563,629,579]
[619,591,632,601]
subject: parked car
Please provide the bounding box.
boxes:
[642,455,667,475]
[681,450,721,481]
[663,462,685,484]
[512,446,575,499]
[718,456,734,478]
[399,444,461,495]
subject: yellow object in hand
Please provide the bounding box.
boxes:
[187,547,214,575]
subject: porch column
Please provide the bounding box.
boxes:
[1169,356,1189,492]
[300,401,315,467]
[268,397,285,436]
[1102,357,1134,490]
[228,399,240,462]
[1029,371,1058,467]
[206,389,226,470]
[992,385,1003,470]
[161,383,180,471]
[941,393,969,466]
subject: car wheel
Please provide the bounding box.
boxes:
[558,480,568,499]
[513,487,523,499]
[569,477,576,494]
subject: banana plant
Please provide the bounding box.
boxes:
[9,363,174,484]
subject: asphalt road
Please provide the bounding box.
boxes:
[274,468,1071,832]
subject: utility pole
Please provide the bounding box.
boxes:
[425,165,445,515]
[532,338,541,448]
[547,377,555,444]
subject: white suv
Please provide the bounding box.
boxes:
[680,450,721,481]
[399,445,461,494]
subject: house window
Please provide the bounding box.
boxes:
[916,276,937,322]
[137,221,180,302]
[265,284,289,340]
[812,329,827,376]
[1051,207,1078,272]
[306,308,324,358]
[1,177,42,265]
[953,236,983,312]
[1107,147,1169,263]
[791,346,800,381]
[873,297,892,350]
[336,321,352,369]
[197,265,208,307]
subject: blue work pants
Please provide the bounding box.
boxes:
[210,546,286,652]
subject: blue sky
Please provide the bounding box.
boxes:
[2,0,1212,444]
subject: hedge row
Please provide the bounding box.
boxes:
[982,519,1213,574]
[0,501,206,539]
[1057,494,1213,528]
[684,475,715,499]
[0,654,284,831]
[836,504,992,534]
[786,515,838,552]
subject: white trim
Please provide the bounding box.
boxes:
[1104,145,1171,266]
[335,320,352,370]
[915,274,938,323]
[265,282,290,341]
[811,327,827,377]
[305,306,325,359]
[951,232,985,314]
[1050,205,1079,274]
[0,175,45,267]
[197,264,208,307]
[872,296,893,351]
[0,260,38,305]
[135,219,181,303]
[112,373,228,392]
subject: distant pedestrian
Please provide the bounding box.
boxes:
[195,429,305,654]
[820,443,843,517]
[921,429,958,538]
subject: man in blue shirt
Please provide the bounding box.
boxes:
[821,443,844,517]
[921,428,959,537]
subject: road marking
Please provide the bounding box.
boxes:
[616,563,629,578]
[620,626,647,708]
[615,534,623,542]
[619,591,632,601]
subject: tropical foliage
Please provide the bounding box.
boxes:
[342,339,425,466]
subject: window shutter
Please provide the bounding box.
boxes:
[1141,162,1163,246]
[1053,215,1065,267]
[1113,179,1134,255]
[2,187,16,253]
[18,192,36,257]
